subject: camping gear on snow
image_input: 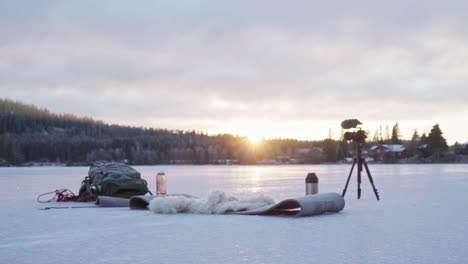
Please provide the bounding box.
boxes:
[156,172,167,195]
[38,165,345,217]
[305,172,319,195]
[78,162,151,200]
[93,192,345,217]
[42,193,345,216]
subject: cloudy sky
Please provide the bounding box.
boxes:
[1,1,467,143]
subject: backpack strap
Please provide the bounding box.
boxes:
[142,179,153,195]
[79,176,100,200]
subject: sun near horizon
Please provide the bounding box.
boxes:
[247,134,264,144]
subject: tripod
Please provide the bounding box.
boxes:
[342,142,380,200]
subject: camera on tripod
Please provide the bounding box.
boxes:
[341,119,367,143]
[340,119,380,200]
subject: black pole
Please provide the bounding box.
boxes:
[342,158,356,197]
[357,143,362,199]
[363,160,380,200]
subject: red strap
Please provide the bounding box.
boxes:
[37,189,78,203]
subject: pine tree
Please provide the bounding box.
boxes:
[420,133,427,144]
[408,129,420,156]
[323,138,337,162]
[391,122,401,144]
[327,128,334,140]
[384,125,390,143]
[378,126,383,142]
[411,130,420,142]
[427,124,448,155]
[417,133,430,158]
[339,128,345,141]
[372,129,380,143]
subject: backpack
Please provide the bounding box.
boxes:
[78,162,151,200]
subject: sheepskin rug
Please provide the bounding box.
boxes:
[148,191,274,214]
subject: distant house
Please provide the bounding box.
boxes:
[295,148,314,155]
[369,144,408,162]
[418,144,428,150]
[455,143,468,155]
[0,158,9,167]
[276,155,292,163]
[294,147,324,163]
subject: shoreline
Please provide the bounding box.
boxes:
[2,161,468,168]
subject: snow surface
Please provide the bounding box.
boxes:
[1,164,468,264]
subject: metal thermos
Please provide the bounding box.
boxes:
[306,173,319,195]
[156,172,167,195]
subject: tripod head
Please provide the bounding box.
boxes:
[341,119,367,172]
[341,119,367,144]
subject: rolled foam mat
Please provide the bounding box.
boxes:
[96,194,196,209]
[233,193,345,217]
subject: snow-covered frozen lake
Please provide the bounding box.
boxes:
[1,164,467,264]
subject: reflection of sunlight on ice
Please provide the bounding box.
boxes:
[245,186,263,194]
[249,167,262,183]
[230,166,265,195]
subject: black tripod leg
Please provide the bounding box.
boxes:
[357,159,362,199]
[342,158,356,197]
[363,160,380,200]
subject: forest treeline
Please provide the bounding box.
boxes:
[0,99,464,166]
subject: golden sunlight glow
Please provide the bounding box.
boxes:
[206,120,340,142]
[247,134,264,145]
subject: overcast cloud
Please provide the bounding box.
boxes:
[1,1,467,142]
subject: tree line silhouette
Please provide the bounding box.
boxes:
[0,99,459,166]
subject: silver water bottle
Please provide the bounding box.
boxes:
[156,172,167,195]
[306,173,318,195]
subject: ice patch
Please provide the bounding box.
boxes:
[148,191,275,214]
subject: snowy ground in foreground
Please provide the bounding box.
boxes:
[0,164,467,264]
